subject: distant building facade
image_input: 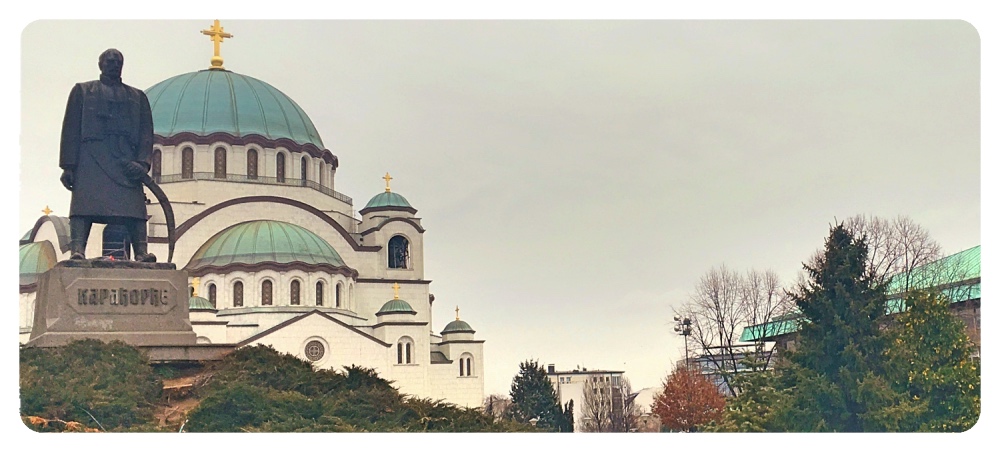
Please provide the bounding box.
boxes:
[545,364,627,431]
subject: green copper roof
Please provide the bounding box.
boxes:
[19,241,58,285]
[740,245,982,343]
[377,298,416,315]
[442,319,475,334]
[145,70,324,147]
[189,296,215,310]
[364,192,412,210]
[886,245,980,294]
[186,220,345,270]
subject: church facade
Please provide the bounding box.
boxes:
[19,23,485,408]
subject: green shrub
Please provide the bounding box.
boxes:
[20,339,162,430]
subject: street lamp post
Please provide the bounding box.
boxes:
[673,315,692,365]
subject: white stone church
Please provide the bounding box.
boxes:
[19,23,485,408]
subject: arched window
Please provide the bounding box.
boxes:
[276,153,286,183]
[182,147,194,179]
[247,149,258,179]
[460,353,474,377]
[335,283,342,308]
[397,337,414,364]
[261,280,273,306]
[214,147,227,178]
[315,281,324,306]
[388,236,409,269]
[208,283,217,308]
[290,280,300,305]
[233,281,243,307]
[319,162,325,186]
[300,156,308,186]
[151,149,162,182]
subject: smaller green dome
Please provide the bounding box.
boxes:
[377,298,416,315]
[442,319,475,334]
[20,242,58,286]
[364,192,412,210]
[189,296,215,310]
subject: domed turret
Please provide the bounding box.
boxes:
[360,172,417,216]
[441,307,475,340]
[376,282,417,318]
[441,319,475,334]
[377,298,416,315]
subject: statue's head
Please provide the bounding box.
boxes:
[98,49,124,78]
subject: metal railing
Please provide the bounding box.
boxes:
[156,172,353,205]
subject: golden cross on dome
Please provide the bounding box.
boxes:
[42,205,52,215]
[455,306,460,320]
[191,277,200,297]
[201,20,233,70]
[383,172,393,193]
[392,282,400,299]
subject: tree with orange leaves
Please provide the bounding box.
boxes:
[651,364,725,432]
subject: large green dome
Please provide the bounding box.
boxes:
[145,70,324,147]
[186,220,346,273]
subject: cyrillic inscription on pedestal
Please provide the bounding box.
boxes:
[26,265,196,348]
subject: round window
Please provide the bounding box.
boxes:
[304,340,325,361]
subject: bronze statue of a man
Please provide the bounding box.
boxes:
[59,48,156,262]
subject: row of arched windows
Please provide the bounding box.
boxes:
[203,280,344,308]
[151,147,334,185]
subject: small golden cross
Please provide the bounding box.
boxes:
[191,277,200,297]
[383,172,393,193]
[455,306,460,320]
[42,205,52,216]
[201,20,233,70]
[392,282,400,299]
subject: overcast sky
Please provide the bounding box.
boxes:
[9,13,989,416]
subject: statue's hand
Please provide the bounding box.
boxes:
[60,169,74,190]
[124,161,147,181]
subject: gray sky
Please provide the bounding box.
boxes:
[12,17,985,402]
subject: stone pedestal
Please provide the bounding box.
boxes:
[25,262,196,348]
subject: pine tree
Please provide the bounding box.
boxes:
[774,224,899,432]
[882,290,980,431]
[508,360,571,431]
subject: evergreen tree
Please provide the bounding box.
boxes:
[774,224,899,432]
[702,366,787,432]
[508,360,572,431]
[881,290,980,431]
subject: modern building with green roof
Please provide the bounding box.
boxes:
[740,245,982,350]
